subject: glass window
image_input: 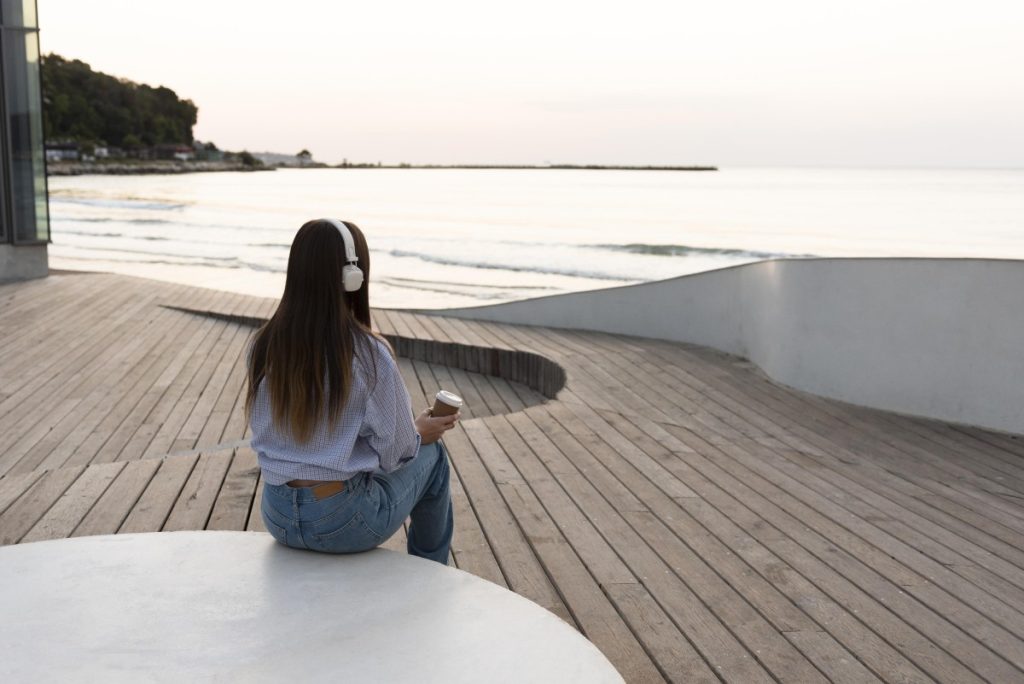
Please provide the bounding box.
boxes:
[3,28,48,243]
[0,122,6,242]
[1,0,38,28]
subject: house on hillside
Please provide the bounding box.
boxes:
[154,144,195,161]
[45,141,79,161]
[253,150,319,167]
[193,141,223,161]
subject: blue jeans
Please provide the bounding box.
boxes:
[261,441,454,564]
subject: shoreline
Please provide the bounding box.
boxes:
[334,164,719,172]
[47,160,276,176]
[47,160,717,176]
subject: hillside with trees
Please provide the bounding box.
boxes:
[41,54,197,149]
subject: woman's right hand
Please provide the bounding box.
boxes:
[414,408,459,444]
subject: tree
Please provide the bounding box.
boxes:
[238,151,262,167]
[41,54,198,149]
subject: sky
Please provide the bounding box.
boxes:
[37,0,1024,167]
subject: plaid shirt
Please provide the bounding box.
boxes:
[250,335,422,485]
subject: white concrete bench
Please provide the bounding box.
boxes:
[0,531,622,682]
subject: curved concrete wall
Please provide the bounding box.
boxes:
[422,258,1024,434]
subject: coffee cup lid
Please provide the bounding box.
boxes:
[435,390,463,408]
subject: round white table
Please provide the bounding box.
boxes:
[0,531,623,683]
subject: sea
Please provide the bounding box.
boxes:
[47,167,1024,310]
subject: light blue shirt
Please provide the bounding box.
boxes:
[250,335,422,485]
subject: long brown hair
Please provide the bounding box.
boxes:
[245,219,381,443]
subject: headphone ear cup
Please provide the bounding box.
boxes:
[342,264,364,292]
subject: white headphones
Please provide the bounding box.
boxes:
[322,218,364,292]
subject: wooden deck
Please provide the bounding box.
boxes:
[2,271,1023,683]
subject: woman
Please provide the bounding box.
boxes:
[246,218,458,564]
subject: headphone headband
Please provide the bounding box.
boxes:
[320,218,364,292]
[323,218,358,265]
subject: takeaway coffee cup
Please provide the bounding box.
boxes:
[431,390,463,417]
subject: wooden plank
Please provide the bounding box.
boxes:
[577,339,999,659]
[462,417,669,683]
[413,363,505,584]
[445,367,485,420]
[198,295,265,447]
[598,350,1024,663]
[73,458,162,538]
[58,286,218,468]
[0,277,167,412]
[96,309,223,461]
[589,333,1024,581]
[414,358,443,410]
[0,276,139,398]
[175,302,261,450]
[0,466,84,545]
[383,307,415,338]
[18,296,197,473]
[163,449,234,531]
[370,307,397,336]
[0,291,167,475]
[219,342,261,447]
[409,312,455,344]
[158,295,250,454]
[491,413,791,682]
[684,356,1024,573]
[497,479,670,683]
[445,449,507,587]
[138,302,246,457]
[483,416,635,584]
[650,420,1011,683]
[0,271,79,324]
[246,471,267,532]
[0,470,46,517]
[206,447,261,531]
[396,357,428,414]
[119,454,199,533]
[509,408,831,682]
[604,583,719,684]
[394,310,432,362]
[0,278,115,385]
[644,338,1024,520]
[724,364,1024,517]
[487,374,527,413]
[465,369,508,416]
[785,630,884,684]
[21,462,126,542]
[540,401,950,683]
[441,422,573,624]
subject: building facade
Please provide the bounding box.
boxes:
[0,0,48,281]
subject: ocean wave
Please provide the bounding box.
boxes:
[379,275,557,291]
[386,249,635,281]
[52,214,287,235]
[51,197,188,211]
[376,278,530,300]
[53,222,290,248]
[57,230,125,238]
[588,243,799,259]
[51,245,286,273]
[57,216,172,225]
